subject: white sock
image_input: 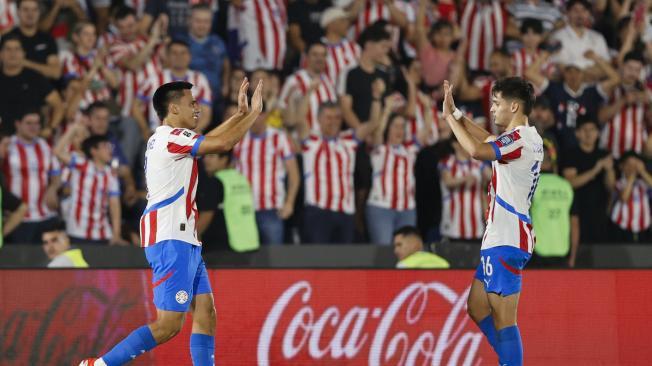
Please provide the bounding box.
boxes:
[94,358,107,366]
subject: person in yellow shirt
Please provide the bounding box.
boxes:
[393,226,450,269]
[42,220,88,268]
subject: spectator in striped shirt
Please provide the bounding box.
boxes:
[511,18,547,78]
[438,135,491,242]
[0,0,17,36]
[292,97,383,244]
[506,0,563,33]
[366,95,431,245]
[3,110,61,244]
[320,7,360,92]
[610,151,652,242]
[280,41,338,133]
[599,51,652,159]
[59,21,119,111]
[233,106,300,245]
[54,123,128,245]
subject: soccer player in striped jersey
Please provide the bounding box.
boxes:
[79,78,263,366]
[442,77,543,366]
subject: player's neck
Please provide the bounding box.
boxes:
[505,115,528,131]
[163,117,186,129]
[92,159,107,169]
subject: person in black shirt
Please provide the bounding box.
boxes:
[561,116,616,244]
[0,35,64,137]
[287,0,330,55]
[6,0,60,79]
[340,22,392,240]
[197,152,231,252]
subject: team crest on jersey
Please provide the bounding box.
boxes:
[175,290,189,304]
[498,135,514,146]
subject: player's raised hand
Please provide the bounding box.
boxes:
[237,77,250,115]
[251,79,264,114]
[442,80,456,118]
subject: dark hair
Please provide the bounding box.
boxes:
[167,39,190,52]
[357,21,391,48]
[0,34,23,51]
[392,226,423,240]
[306,40,327,54]
[575,115,599,129]
[114,6,137,22]
[17,0,39,8]
[491,77,536,115]
[624,51,645,64]
[317,101,340,116]
[42,218,67,235]
[383,113,404,143]
[533,96,553,112]
[85,101,110,116]
[566,0,592,11]
[190,3,212,13]
[82,134,110,158]
[620,150,643,165]
[218,150,233,163]
[428,20,453,38]
[16,108,41,123]
[152,81,194,121]
[491,46,511,59]
[520,18,543,35]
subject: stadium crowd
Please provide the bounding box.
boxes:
[0,0,650,267]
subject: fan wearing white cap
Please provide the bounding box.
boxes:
[319,7,361,91]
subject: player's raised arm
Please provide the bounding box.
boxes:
[442,81,498,161]
[196,79,264,155]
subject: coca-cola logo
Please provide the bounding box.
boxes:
[258,281,484,366]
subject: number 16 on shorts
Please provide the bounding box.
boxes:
[480,256,493,286]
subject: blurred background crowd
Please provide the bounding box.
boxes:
[0,0,650,268]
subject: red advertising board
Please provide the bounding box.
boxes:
[0,269,651,365]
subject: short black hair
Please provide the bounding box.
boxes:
[620,150,643,165]
[623,51,645,64]
[16,107,41,122]
[566,0,591,11]
[306,40,327,54]
[85,101,110,116]
[317,101,340,116]
[533,96,553,112]
[575,115,599,129]
[42,218,67,235]
[114,6,137,22]
[428,20,453,38]
[167,39,190,52]
[392,226,423,240]
[357,20,391,48]
[152,81,194,121]
[0,34,23,51]
[82,134,110,159]
[491,46,511,59]
[491,77,536,115]
[383,113,403,143]
[190,3,212,13]
[520,18,543,35]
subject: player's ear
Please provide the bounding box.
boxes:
[510,100,519,114]
[169,102,179,116]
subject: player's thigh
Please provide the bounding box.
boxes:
[467,278,492,322]
[487,291,520,330]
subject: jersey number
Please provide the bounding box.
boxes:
[480,256,493,276]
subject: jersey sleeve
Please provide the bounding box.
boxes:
[488,130,525,162]
[167,128,205,158]
[108,172,121,197]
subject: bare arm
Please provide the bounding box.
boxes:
[197,211,215,236]
[131,98,154,141]
[45,90,65,130]
[414,0,429,51]
[54,121,85,165]
[441,170,474,188]
[386,0,408,28]
[288,24,306,53]
[279,157,300,219]
[196,79,264,155]
[588,52,620,96]
[23,55,62,79]
[598,99,626,125]
[619,176,636,201]
[45,175,61,210]
[39,1,62,32]
[636,161,652,187]
[562,163,605,189]
[3,203,27,236]
[340,94,363,129]
[524,52,549,90]
[109,196,128,245]
[568,214,580,268]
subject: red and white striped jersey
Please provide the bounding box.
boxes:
[278,69,338,133]
[368,142,419,211]
[0,0,17,34]
[611,178,651,233]
[227,0,287,71]
[322,37,360,92]
[137,68,213,130]
[302,130,359,214]
[484,126,543,254]
[3,136,60,222]
[64,153,120,241]
[438,155,487,239]
[600,87,649,159]
[407,94,440,144]
[233,128,294,210]
[460,0,506,71]
[141,126,204,247]
[349,0,414,53]
[59,49,114,109]
[108,35,163,117]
